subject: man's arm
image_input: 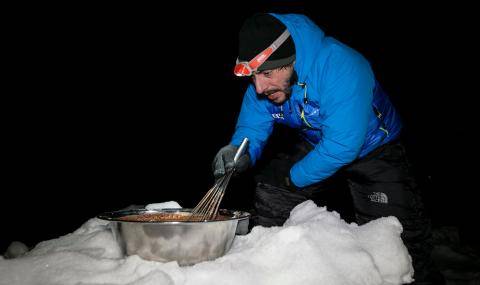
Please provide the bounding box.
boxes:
[291,52,375,187]
[231,85,274,165]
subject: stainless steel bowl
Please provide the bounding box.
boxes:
[97,208,250,266]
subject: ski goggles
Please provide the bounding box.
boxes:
[233,29,291,77]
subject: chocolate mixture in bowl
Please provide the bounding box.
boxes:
[118,212,229,222]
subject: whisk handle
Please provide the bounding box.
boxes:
[233,138,249,164]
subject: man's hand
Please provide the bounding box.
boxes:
[212,144,250,179]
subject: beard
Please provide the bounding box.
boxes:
[264,87,292,97]
[262,71,296,98]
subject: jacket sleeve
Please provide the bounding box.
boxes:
[231,84,274,165]
[290,52,375,187]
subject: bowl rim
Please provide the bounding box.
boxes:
[97,208,250,224]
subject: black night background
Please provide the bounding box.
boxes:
[2,1,478,278]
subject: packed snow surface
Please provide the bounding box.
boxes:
[0,200,413,284]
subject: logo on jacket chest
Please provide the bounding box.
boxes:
[271,112,284,120]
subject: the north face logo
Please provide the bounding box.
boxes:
[368,192,388,204]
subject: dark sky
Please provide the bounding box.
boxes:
[3,2,477,252]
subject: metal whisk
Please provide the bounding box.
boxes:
[190,138,249,221]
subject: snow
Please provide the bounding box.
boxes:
[0,200,414,285]
[145,201,182,211]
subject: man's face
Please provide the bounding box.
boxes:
[251,64,294,105]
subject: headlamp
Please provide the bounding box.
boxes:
[234,29,291,77]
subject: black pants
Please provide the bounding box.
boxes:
[253,139,444,284]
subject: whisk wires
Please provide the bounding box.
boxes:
[189,138,249,222]
[190,170,234,221]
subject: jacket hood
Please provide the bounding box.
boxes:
[270,13,327,83]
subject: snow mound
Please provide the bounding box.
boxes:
[0,200,413,285]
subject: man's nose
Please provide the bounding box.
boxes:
[254,76,267,94]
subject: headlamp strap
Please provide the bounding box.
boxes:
[240,29,291,72]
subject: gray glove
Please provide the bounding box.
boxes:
[212,144,250,179]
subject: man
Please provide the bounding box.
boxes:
[212,13,443,284]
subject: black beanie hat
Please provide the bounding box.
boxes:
[238,13,296,71]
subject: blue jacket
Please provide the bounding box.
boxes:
[231,13,402,187]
